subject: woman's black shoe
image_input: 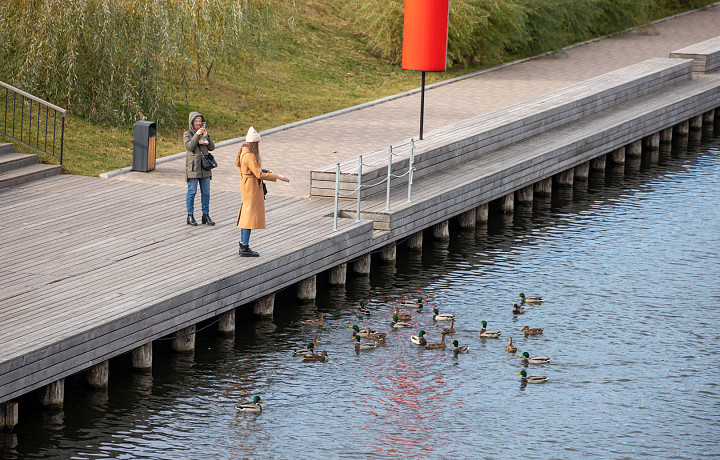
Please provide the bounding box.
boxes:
[187,214,198,226]
[202,213,215,226]
[239,243,259,257]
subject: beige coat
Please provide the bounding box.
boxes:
[236,145,278,229]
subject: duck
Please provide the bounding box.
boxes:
[410,330,428,345]
[512,304,525,315]
[519,351,550,364]
[450,340,469,353]
[349,325,387,340]
[292,342,316,356]
[478,320,501,338]
[357,301,371,316]
[517,293,544,304]
[237,396,263,413]
[354,335,376,351]
[302,313,325,326]
[425,332,448,350]
[505,337,517,353]
[441,320,456,335]
[402,297,425,308]
[372,337,387,346]
[523,326,544,335]
[518,369,547,384]
[303,350,328,362]
[392,307,414,322]
[390,315,413,328]
[430,308,455,321]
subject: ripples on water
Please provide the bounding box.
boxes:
[3,136,720,459]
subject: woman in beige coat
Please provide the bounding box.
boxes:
[236,127,289,257]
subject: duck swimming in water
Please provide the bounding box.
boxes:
[519,351,550,364]
[237,396,263,413]
[478,321,501,338]
[517,293,544,304]
[518,369,547,384]
[410,330,428,345]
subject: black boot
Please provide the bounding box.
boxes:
[202,213,215,226]
[187,214,198,226]
[239,242,259,257]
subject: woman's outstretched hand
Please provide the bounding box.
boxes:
[277,174,290,183]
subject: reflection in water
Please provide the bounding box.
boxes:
[3,136,720,458]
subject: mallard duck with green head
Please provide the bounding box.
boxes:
[410,330,428,345]
[354,335,376,351]
[237,396,263,413]
[402,297,425,308]
[518,370,547,384]
[512,304,525,315]
[390,315,413,328]
[451,340,469,353]
[517,293,544,304]
[357,301,371,316]
[519,352,550,364]
[430,308,455,321]
[349,325,387,340]
[392,307,414,322]
[292,342,316,356]
[478,321,501,338]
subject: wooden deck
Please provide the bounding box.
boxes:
[671,36,720,73]
[0,176,372,403]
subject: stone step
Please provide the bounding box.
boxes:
[0,152,40,173]
[0,143,14,155]
[0,163,62,189]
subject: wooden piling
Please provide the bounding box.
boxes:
[0,401,19,430]
[380,242,396,263]
[515,184,534,205]
[458,209,476,229]
[218,309,235,334]
[591,154,607,171]
[609,147,625,165]
[407,230,423,251]
[171,325,196,352]
[574,161,590,181]
[501,193,514,214]
[690,115,703,130]
[475,203,489,222]
[674,120,689,136]
[253,294,276,316]
[353,254,372,274]
[643,132,660,151]
[39,379,64,408]
[555,168,574,187]
[432,220,450,239]
[660,127,673,143]
[132,342,153,370]
[86,360,109,389]
[329,263,347,285]
[627,140,642,157]
[296,275,317,301]
[534,177,552,197]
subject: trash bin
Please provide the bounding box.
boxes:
[132,120,157,172]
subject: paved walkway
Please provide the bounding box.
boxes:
[110,7,720,198]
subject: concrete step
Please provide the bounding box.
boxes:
[0,152,40,173]
[0,163,62,189]
[0,143,14,155]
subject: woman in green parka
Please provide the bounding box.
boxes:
[184,111,215,226]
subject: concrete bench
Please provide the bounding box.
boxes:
[671,36,720,73]
[310,58,694,199]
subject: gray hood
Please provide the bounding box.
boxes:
[188,111,205,132]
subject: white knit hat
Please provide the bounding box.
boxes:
[246,126,261,142]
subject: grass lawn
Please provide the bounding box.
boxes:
[1,0,710,176]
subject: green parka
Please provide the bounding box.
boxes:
[184,111,216,180]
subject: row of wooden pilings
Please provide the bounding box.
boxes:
[1,109,716,432]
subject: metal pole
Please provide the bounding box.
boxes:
[407,138,414,203]
[385,146,392,211]
[333,162,340,231]
[356,155,362,222]
[419,71,425,140]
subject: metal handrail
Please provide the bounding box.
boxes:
[1,80,67,165]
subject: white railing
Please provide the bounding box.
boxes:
[333,139,416,231]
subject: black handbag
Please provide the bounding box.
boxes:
[261,169,269,196]
[201,153,217,170]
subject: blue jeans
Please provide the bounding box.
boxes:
[241,228,252,245]
[186,177,210,215]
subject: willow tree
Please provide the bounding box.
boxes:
[0,0,280,125]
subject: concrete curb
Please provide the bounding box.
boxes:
[98,2,719,180]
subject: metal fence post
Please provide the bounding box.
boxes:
[407,138,414,203]
[333,162,340,231]
[356,155,362,222]
[385,146,392,211]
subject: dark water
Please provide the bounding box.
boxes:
[3,134,720,459]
